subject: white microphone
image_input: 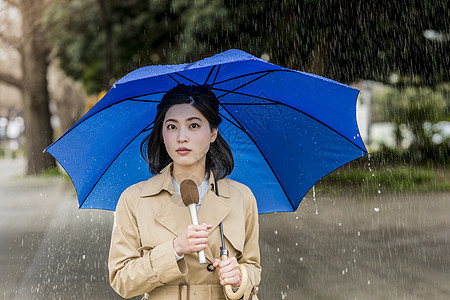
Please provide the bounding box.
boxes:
[180,179,207,264]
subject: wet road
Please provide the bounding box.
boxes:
[1,158,449,299]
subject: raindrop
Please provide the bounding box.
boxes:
[374,207,380,212]
[367,280,371,285]
[312,186,318,214]
[274,230,278,235]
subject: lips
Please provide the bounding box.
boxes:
[176,147,191,155]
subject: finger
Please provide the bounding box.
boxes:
[220,271,241,284]
[213,259,221,267]
[218,257,238,269]
[187,224,207,231]
[190,237,208,245]
[186,230,209,239]
[218,264,239,277]
[219,270,241,279]
[190,244,207,252]
[220,275,240,286]
[198,223,212,231]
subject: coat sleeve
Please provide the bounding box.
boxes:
[230,187,261,300]
[108,186,188,298]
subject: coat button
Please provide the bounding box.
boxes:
[207,264,215,272]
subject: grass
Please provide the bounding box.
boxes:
[39,167,71,182]
[315,164,450,196]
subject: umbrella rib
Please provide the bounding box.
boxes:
[219,105,296,211]
[211,64,221,86]
[174,72,200,86]
[221,103,278,106]
[130,99,160,103]
[218,112,245,131]
[78,123,154,209]
[212,88,367,154]
[213,69,278,86]
[167,74,182,84]
[204,66,216,85]
[216,72,271,100]
[46,92,167,149]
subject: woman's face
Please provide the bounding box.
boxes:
[162,104,217,172]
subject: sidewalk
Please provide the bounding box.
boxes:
[0,158,125,299]
[1,158,449,299]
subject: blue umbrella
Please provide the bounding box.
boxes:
[45,49,367,213]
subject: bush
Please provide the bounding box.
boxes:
[317,158,450,196]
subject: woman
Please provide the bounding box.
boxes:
[108,84,261,299]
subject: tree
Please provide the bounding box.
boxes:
[0,0,56,174]
[45,0,449,95]
[379,86,447,161]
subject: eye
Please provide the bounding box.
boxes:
[166,124,176,130]
[190,123,200,129]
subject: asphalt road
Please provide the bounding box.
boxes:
[1,158,449,299]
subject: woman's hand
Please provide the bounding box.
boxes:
[173,223,212,255]
[213,257,241,288]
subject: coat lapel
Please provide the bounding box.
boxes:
[198,189,231,262]
[140,163,243,263]
[153,193,192,237]
[141,163,192,237]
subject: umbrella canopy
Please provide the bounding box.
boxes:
[45,49,367,213]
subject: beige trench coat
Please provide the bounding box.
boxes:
[108,163,261,299]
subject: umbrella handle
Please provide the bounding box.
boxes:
[221,253,248,300]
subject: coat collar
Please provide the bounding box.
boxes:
[139,163,234,262]
[140,162,230,198]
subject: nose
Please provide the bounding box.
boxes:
[177,127,188,143]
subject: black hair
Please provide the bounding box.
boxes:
[141,84,234,180]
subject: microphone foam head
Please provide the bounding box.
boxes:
[180,179,199,206]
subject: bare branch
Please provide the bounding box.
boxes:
[0,70,23,89]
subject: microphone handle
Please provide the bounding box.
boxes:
[187,204,207,264]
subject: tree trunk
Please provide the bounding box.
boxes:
[20,0,56,174]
